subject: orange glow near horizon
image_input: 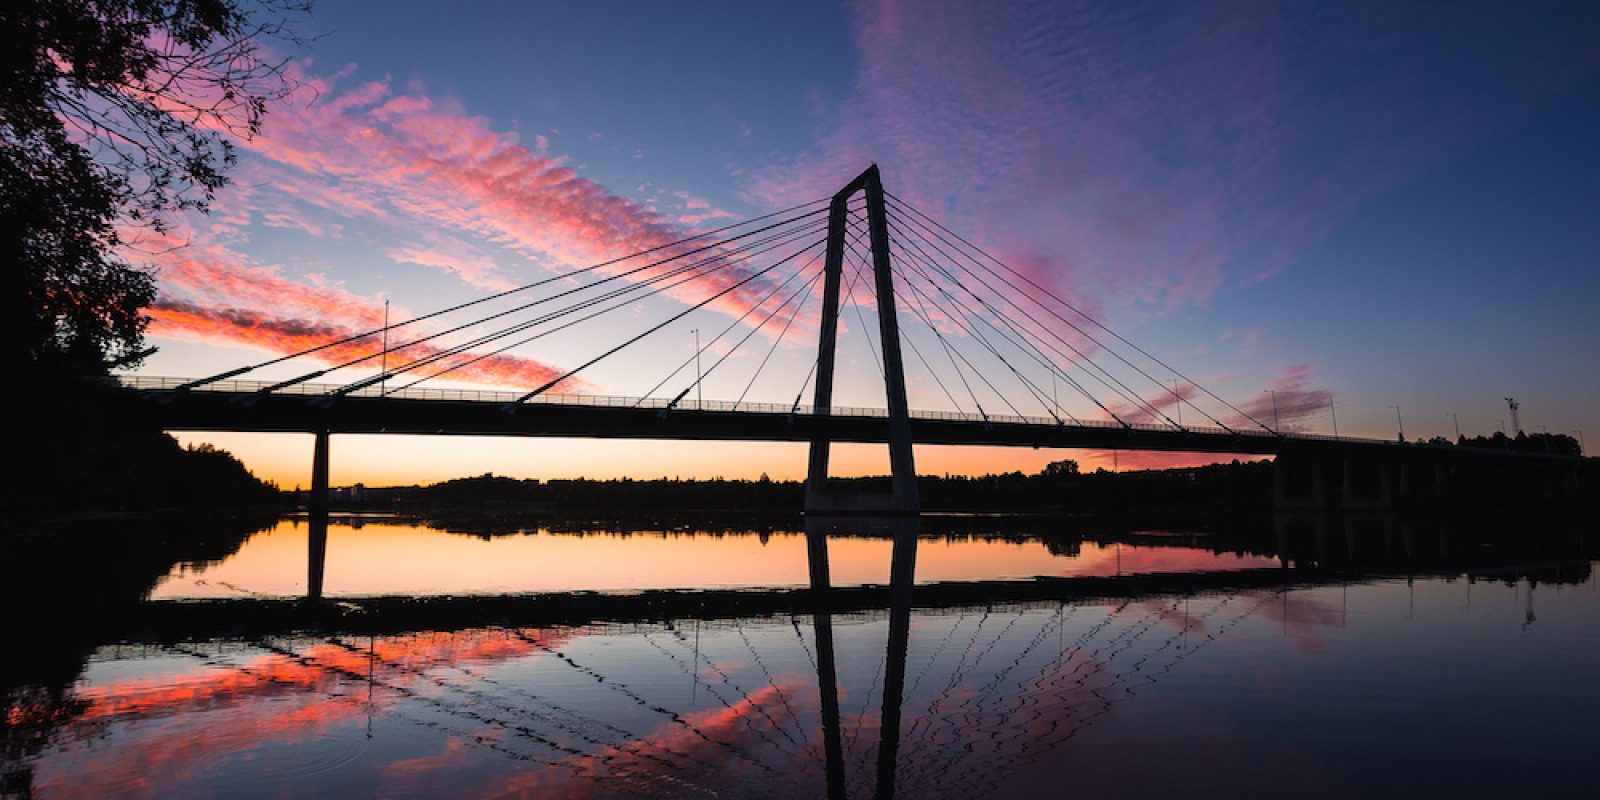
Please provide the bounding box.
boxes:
[170,431,1252,488]
[149,519,1279,600]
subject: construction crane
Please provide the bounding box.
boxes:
[1505,397,1521,436]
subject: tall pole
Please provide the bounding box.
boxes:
[692,328,702,408]
[1577,429,1585,456]
[1446,411,1460,440]
[1391,405,1405,443]
[1170,380,1182,428]
[1265,389,1280,433]
[380,299,389,394]
[1330,399,1340,440]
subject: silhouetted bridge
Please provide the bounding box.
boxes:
[119,166,1588,512]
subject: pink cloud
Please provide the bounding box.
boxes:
[1235,363,1334,432]
[388,243,515,291]
[230,71,790,321]
[149,299,584,391]
[746,0,1600,332]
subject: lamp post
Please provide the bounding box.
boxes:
[691,328,703,408]
[1447,411,1460,440]
[1171,380,1182,428]
[1264,389,1280,433]
[1330,398,1339,440]
[380,299,389,395]
[1390,405,1405,443]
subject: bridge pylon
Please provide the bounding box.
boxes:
[805,165,920,515]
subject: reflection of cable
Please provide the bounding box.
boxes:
[645,629,803,754]
[322,635,634,747]
[924,592,1270,799]
[507,629,779,776]
[735,621,811,751]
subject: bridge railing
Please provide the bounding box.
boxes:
[114,375,1393,446]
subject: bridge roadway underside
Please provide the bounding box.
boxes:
[122,389,1591,466]
[125,389,1317,455]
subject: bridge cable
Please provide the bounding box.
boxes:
[890,207,1189,431]
[888,253,1031,421]
[633,201,866,407]
[173,197,830,390]
[252,210,833,395]
[872,229,1062,422]
[890,209,1173,428]
[835,220,970,415]
[778,221,882,415]
[392,223,827,395]
[341,216,833,396]
[732,221,874,410]
[363,215,829,395]
[889,228,1099,427]
[732,258,825,411]
[839,217,993,420]
[888,193,1272,434]
[897,272,990,420]
[888,213,1158,428]
[651,245,829,410]
[512,234,831,404]
[873,234,993,421]
[842,234,886,381]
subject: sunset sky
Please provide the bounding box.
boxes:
[134,1,1600,488]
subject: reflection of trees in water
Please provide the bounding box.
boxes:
[7,513,1596,797]
[1,514,277,795]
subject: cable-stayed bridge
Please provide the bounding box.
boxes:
[119,166,1584,512]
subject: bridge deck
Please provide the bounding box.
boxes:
[116,377,1577,464]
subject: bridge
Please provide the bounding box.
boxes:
[118,166,1586,513]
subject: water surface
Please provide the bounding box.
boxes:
[4,513,1596,798]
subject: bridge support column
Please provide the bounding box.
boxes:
[804,519,847,800]
[805,165,919,515]
[308,429,330,601]
[310,429,330,514]
[876,518,917,799]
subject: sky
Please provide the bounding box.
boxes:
[133,0,1600,488]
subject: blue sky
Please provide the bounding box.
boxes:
[134,0,1600,484]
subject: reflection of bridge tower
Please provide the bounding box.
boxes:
[805,166,920,515]
[807,515,918,799]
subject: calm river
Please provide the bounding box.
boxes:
[3,512,1596,798]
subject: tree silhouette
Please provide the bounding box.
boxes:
[2,0,309,373]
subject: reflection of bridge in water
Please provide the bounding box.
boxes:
[95,515,1590,799]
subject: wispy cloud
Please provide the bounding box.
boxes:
[747,0,1600,319]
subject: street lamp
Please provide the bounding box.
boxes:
[379,299,390,395]
[1330,398,1339,440]
[1390,405,1405,443]
[1170,379,1182,428]
[1446,411,1460,440]
[691,328,703,408]
[1264,389,1280,433]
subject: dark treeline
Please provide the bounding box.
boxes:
[3,376,284,514]
[1435,430,1582,457]
[346,458,1275,515]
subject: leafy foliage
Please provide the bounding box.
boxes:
[1,0,307,371]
